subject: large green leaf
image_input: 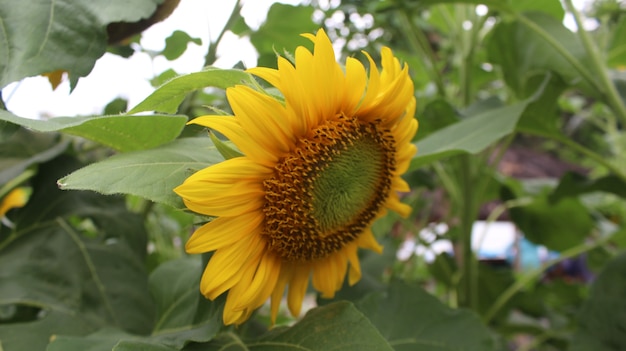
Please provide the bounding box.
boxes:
[0,110,187,152]
[608,17,626,68]
[46,258,223,351]
[58,138,224,208]
[410,100,529,169]
[571,251,626,351]
[128,68,256,114]
[202,302,392,351]
[486,12,593,97]
[0,0,162,88]
[356,280,495,351]
[508,190,594,252]
[149,258,222,347]
[0,155,154,350]
[549,172,626,203]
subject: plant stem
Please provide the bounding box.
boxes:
[563,0,626,125]
[458,154,479,310]
[483,233,614,324]
[397,11,446,98]
[557,135,626,182]
[204,0,242,67]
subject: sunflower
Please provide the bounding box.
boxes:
[0,187,29,219]
[174,29,418,325]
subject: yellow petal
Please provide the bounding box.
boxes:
[386,193,412,218]
[233,251,281,311]
[248,66,281,90]
[357,229,383,254]
[343,57,367,113]
[345,243,362,285]
[270,268,291,325]
[227,85,295,155]
[287,264,311,317]
[200,233,265,300]
[0,187,29,217]
[174,158,268,217]
[190,116,278,167]
[185,211,263,253]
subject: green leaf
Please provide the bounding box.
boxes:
[510,0,565,19]
[103,98,129,115]
[114,341,178,351]
[249,4,319,68]
[149,258,222,348]
[515,73,568,138]
[150,69,179,88]
[209,133,243,160]
[486,12,593,97]
[509,192,594,252]
[0,110,187,152]
[46,258,223,351]
[58,138,224,208]
[571,252,626,351]
[356,279,495,351]
[549,172,626,203]
[410,100,529,169]
[0,128,68,186]
[411,0,512,12]
[204,302,393,351]
[0,155,154,350]
[414,99,459,141]
[162,30,202,61]
[608,17,626,68]
[0,0,162,88]
[128,68,256,114]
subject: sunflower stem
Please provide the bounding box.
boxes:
[562,0,626,125]
[397,11,447,98]
[204,0,242,67]
[458,154,479,311]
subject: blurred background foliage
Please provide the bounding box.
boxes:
[1,0,626,350]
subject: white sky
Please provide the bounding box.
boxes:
[3,0,590,119]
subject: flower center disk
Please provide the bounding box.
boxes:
[262,117,396,261]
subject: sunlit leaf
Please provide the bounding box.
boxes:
[58,138,224,208]
[410,100,529,169]
[0,0,162,88]
[486,12,593,96]
[128,68,256,114]
[0,110,187,152]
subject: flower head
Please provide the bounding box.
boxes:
[174,29,418,325]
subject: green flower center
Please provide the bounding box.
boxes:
[262,116,396,261]
[311,134,386,234]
